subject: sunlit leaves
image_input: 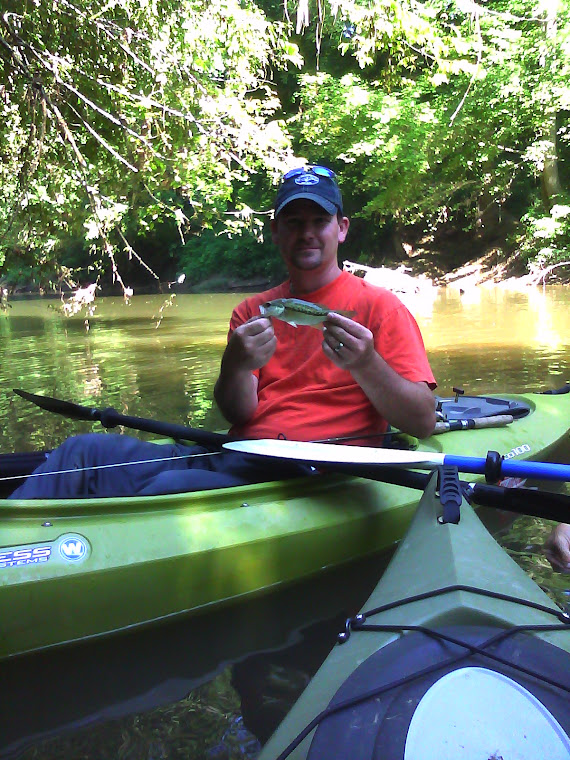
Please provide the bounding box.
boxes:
[0,0,301,290]
[286,0,569,273]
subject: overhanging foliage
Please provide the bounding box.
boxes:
[1,0,569,293]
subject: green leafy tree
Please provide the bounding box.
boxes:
[2,0,569,290]
[289,0,570,272]
[0,0,302,293]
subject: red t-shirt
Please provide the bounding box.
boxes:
[228,271,436,442]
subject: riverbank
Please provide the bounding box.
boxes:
[376,246,570,292]
[2,250,568,303]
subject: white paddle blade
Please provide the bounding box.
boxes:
[224,439,446,467]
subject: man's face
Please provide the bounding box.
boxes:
[270,199,349,273]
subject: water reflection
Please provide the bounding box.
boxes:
[0,294,241,452]
[416,285,570,395]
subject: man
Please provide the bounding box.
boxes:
[214,165,436,443]
[10,165,435,500]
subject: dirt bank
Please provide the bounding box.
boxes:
[377,246,570,291]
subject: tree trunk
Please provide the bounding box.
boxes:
[540,0,562,211]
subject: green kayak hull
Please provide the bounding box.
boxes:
[1,389,569,661]
[259,474,570,760]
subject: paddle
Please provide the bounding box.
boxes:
[310,462,570,523]
[12,387,570,485]
[224,439,570,483]
[2,408,568,521]
[13,388,231,448]
[12,389,400,449]
[12,389,530,453]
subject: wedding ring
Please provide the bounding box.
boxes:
[334,342,344,353]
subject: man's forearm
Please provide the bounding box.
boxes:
[351,353,436,439]
[214,316,275,427]
[214,367,258,426]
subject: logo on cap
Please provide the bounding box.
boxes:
[295,175,320,186]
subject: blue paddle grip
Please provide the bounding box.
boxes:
[444,454,570,482]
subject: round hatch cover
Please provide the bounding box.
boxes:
[404,666,570,760]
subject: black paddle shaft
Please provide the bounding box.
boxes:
[322,462,570,523]
[13,389,230,447]
[12,389,394,448]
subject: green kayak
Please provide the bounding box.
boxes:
[258,472,570,760]
[0,388,569,662]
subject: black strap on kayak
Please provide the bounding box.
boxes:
[437,466,462,524]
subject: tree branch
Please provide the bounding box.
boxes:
[530,260,570,285]
[64,99,139,172]
[117,228,159,281]
[449,9,483,125]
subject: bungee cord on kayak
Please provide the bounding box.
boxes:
[272,618,570,760]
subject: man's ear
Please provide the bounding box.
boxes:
[338,216,350,243]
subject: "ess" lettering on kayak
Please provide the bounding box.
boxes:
[0,546,51,568]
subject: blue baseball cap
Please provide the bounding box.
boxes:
[274,166,343,217]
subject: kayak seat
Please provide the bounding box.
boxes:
[437,395,531,421]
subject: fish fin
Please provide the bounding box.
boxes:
[290,320,298,327]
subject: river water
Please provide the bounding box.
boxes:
[1,286,569,453]
[1,284,569,758]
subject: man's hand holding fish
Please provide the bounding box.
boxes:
[321,311,375,369]
[216,315,277,426]
[224,315,277,372]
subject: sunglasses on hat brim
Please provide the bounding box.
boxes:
[282,166,337,182]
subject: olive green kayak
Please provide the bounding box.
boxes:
[0,388,569,662]
[258,472,570,760]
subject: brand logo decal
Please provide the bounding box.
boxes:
[295,175,319,186]
[0,545,51,568]
[59,536,89,562]
[503,444,531,460]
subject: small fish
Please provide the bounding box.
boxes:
[259,298,355,328]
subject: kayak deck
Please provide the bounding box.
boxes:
[1,389,569,661]
[258,472,570,760]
